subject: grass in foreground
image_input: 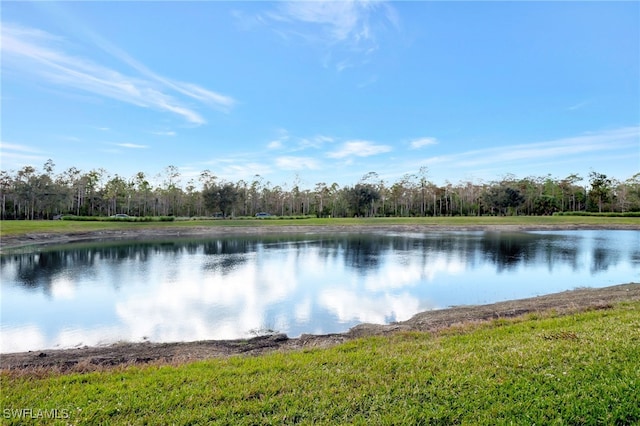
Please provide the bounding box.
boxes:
[2,302,639,425]
[1,215,639,238]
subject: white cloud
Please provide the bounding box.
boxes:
[567,100,590,111]
[221,163,274,181]
[60,136,81,142]
[276,156,321,170]
[171,82,235,110]
[0,142,48,168]
[442,127,639,169]
[401,126,640,184]
[113,245,303,343]
[51,277,76,300]
[357,74,379,88]
[298,134,334,150]
[267,128,291,150]
[319,288,421,324]
[276,1,368,43]
[231,9,268,32]
[152,131,177,137]
[100,148,121,155]
[269,132,334,152]
[71,19,237,113]
[1,23,235,125]
[0,142,43,154]
[0,325,47,353]
[115,143,148,149]
[410,137,438,150]
[327,140,392,159]
[261,1,399,70]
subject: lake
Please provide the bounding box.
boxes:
[1,230,638,353]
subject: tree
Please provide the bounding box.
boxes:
[81,169,105,216]
[418,167,429,216]
[133,172,152,216]
[314,182,331,217]
[236,179,249,216]
[154,165,182,215]
[248,175,264,215]
[346,184,380,217]
[15,166,37,219]
[0,170,13,219]
[559,174,583,212]
[2,162,638,219]
[202,182,238,217]
[103,175,129,216]
[588,172,613,213]
[184,179,198,217]
[199,170,217,190]
[59,167,81,215]
[621,173,640,211]
[482,184,525,216]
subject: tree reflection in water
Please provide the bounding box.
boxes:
[1,230,637,352]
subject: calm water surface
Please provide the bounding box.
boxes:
[1,230,638,353]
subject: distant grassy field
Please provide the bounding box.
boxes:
[2,301,639,425]
[1,215,638,237]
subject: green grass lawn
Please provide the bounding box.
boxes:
[2,302,639,425]
[1,215,638,238]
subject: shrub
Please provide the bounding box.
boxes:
[60,215,175,222]
[554,211,640,217]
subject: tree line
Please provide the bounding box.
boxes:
[1,160,639,220]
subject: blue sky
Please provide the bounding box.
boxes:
[2,1,639,189]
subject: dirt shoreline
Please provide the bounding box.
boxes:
[2,283,638,373]
[1,222,639,253]
[1,224,639,373]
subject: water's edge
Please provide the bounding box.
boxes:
[2,223,639,254]
[2,283,638,372]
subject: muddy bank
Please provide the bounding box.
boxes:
[2,283,638,373]
[1,223,639,253]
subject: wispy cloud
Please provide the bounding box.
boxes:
[152,131,177,137]
[414,126,640,179]
[0,142,44,154]
[298,134,334,150]
[409,137,438,150]
[357,74,379,88]
[567,100,590,111]
[221,163,274,182]
[100,148,121,155]
[170,82,235,111]
[1,23,235,125]
[275,1,372,44]
[115,143,148,149]
[58,136,81,143]
[0,142,48,167]
[268,131,333,152]
[327,140,392,159]
[276,156,321,171]
[268,140,284,150]
[267,128,290,150]
[200,155,274,183]
[258,1,399,70]
[454,127,638,167]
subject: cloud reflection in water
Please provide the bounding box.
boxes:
[1,230,638,353]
